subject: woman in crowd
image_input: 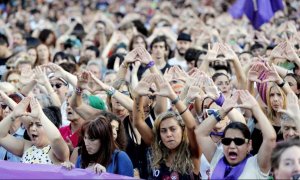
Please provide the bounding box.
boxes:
[195,90,276,179]
[63,116,133,177]
[133,73,201,179]
[248,62,294,154]
[0,97,69,164]
[271,140,300,180]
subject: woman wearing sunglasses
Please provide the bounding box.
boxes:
[195,90,276,179]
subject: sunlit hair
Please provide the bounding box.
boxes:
[80,116,116,169]
[152,111,193,174]
[266,83,287,124]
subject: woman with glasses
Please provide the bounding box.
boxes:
[0,91,25,162]
[195,90,276,179]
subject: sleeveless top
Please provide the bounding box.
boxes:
[22,145,53,164]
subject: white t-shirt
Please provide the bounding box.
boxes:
[210,148,269,179]
[168,57,188,71]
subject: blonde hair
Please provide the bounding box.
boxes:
[266,83,287,124]
[152,111,193,174]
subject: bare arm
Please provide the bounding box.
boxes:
[132,96,154,145]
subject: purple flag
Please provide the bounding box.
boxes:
[0,160,134,179]
[229,0,284,29]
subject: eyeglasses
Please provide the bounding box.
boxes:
[221,137,248,146]
[1,104,12,110]
[51,83,64,89]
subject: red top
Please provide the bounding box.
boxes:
[59,125,80,147]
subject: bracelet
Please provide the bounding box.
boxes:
[171,96,180,105]
[277,80,285,88]
[211,110,222,122]
[214,93,225,106]
[179,107,189,116]
[75,87,82,95]
[146,61,155,69]
[106,87,116,96]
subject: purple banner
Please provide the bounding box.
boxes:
[0,160,134,179]
[229,0,284,29]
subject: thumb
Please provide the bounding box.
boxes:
[277,109,287,114]
[66,136,72,143]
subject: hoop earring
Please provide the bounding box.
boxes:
[159,140,162,146]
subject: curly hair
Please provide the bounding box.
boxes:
[151,111,193,174]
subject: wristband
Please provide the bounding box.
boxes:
[146,61,155,69]
[277,80,285,88]
[76,87,82,95]
[211,110,222,122]
[171,96,180,105]
[106,87,116,96]
[214,93,225,106]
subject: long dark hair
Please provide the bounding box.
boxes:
[80,116,116,168]
[100,111,127,151]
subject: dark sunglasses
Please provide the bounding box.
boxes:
[1,104,12,110]
[51,83,63,89]
[221,137,248,146]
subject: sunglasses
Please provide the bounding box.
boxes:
[1,104,12,110]
[221,137,248,146]
[51,83,64,89]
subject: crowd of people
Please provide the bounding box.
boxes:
[0,0,300,179]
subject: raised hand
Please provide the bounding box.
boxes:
[278,92,300,120]
[34,66,49,85]
[285,41,299,62]
[221,91,239,113]
[185,86,205,103]
[203,76,220,100]
[173,66,189,82]
[220,43,238,60]
[134,74,156,96]
[235,90,259,110]
[26,98,43,119]
[89,72,110,93]
[270,41,286,59]
[131,60,141,74]
[205,43,220,61]
[76,70,92,91]
[163,68,173,83]
[12,97,31,119]
[19,68,34,85]
[262,63,282,84]
[136,47,152,65]
[42,63,65,78]
[154,75,174,98]
[248,62,267,83]
[124,49,138,64]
